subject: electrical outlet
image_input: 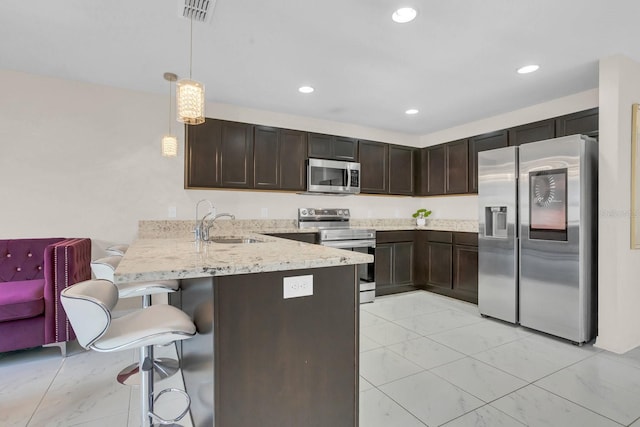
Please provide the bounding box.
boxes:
[168,206,177,218]
[261,207,268,218]
[283,275,313,299]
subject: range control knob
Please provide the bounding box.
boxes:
[337,210,343,215]
[344,209,350,216]
[300,209,308,216]
[309,209,315,215]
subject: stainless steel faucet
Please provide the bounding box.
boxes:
[194,199,214,242]
[202,213,236,241]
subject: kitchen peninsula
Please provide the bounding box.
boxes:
[114,232,372,427]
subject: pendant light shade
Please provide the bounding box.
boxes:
[177,16,205,125]
[162,135,178,157]
[176,79,205,125]
[162,72,178,157]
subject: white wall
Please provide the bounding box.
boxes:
[595,55,640,353]
[0,69,425,249]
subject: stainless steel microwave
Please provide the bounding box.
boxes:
[307,158,360,194]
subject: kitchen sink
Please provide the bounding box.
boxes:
[209,237,263,244]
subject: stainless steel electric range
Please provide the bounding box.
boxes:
[298,208,376,303]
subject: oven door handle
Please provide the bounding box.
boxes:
[321,239,376,249]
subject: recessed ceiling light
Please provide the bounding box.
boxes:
[517,64,540,74]
[298,86,314,94]
[405,109,419,115]
[392,7,417,23]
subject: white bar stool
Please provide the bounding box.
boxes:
[105,243,129,257]
[91,256,181,385]
[61,279,196,427]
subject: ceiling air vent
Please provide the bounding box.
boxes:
[180,0,214,23]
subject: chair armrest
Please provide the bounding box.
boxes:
[43,238,92,344]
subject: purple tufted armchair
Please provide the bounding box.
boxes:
[0,238,91,356]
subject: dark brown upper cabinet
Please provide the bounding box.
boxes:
[308,133,358,161]
[253,126,279,190]
[425,145,446,195]
[186,119,221,188]
[186,119,254,189]
[555,107,599,138]
[307,133,332,159]
[421,140,467,196]
[468,130,508,193]
[186,108,598,197]
[388,145,415,195]
[507,118,555,146]
[414,149,427,196]
[219,121,254,188]
[445,139,469,194]
[278,129,307,190]
[359,140,388,194]
[254,126,307,191]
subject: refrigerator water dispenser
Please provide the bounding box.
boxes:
[485,206,507,238]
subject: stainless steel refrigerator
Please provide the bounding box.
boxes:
[478,134,597,343]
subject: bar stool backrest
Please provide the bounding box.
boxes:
[60,279,118,349]
[90,256,121,282]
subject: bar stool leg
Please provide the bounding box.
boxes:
[141,345,154,427]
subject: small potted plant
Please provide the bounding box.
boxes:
[412,208,431,226]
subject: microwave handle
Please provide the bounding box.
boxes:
[346,168,351,190]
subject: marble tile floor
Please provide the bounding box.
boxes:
[4,290,640,426]
[0,341,192,427]
[360,291,640,427]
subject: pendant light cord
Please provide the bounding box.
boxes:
[189,16,193,79]
[168,79,173,134]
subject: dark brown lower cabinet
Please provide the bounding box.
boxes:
[425,241,453,289]
[181,266,359,427]
[375,244,393,289]
[376,231,416,296]
[415,231,478,303]
[453,243,478,301]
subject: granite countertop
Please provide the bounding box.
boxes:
[137,219,478,238]
[114,233,373,284]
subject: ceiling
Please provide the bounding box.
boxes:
[1,0,639,135]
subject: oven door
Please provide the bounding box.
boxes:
[320,239,376,303]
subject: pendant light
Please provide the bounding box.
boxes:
[177,16,205,125]
[162,72,178,157]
